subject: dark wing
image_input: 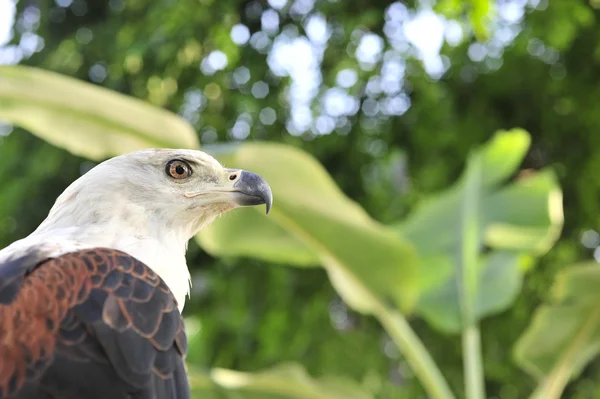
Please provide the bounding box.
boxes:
[0,247,189,399]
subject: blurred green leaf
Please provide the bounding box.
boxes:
[189,363,373,399]
[198,142,420,314]
[198,207,320,267]
[513,263,600,399]
[0,65,199,161]
[419,251,530,335]
[396,129,541,256]
[395,129,564,333]
[483,169,564,253]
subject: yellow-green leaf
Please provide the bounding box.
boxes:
[198,207,320,267]
[0,65,199,161]
[514,263,600,399]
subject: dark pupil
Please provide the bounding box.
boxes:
[175,165,185,175]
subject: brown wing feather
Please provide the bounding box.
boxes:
[0,248,188,399]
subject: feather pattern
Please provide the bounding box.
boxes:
[0,248,188,399]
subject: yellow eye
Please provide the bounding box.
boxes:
[166,160,192,179]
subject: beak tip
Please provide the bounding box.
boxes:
[265,198,272,215]
[263,182,273,215]
[232,170,273,214]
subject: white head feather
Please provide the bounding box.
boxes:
[0,149,272,312]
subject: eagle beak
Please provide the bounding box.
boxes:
[231,170,273,214]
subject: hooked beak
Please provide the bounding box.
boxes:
[230,170,273,214]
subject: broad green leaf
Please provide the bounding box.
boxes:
[397,168,562,258]
[189,363,373,399]
[394,129,564,333]
[482,169,563,253]
[419,251,530,333]
[198,207,320,267]
[0,65,199,161]
[514,263,600,399]
[396,129,536,256]
[417,255,454,294]
[478,127,531,186]
[197,142,419,313]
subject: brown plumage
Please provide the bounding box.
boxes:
[0,248,188,399]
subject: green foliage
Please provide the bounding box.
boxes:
[514,263,600,399]
[197,206,320,267]
[0,133,82,248]
[395,130,564,333]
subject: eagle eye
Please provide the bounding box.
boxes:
[166,160,193,179]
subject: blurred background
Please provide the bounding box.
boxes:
[1,0,599,398]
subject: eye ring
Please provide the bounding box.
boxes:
[166,159,193,180]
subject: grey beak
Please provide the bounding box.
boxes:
[232,170,273,214]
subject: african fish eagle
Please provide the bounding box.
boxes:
[0,148,273,399]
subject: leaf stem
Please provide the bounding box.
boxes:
[458,153,486,399]
[373,302,456,399]
[463,326,485,399]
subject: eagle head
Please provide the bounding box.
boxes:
[25,148,273,310]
